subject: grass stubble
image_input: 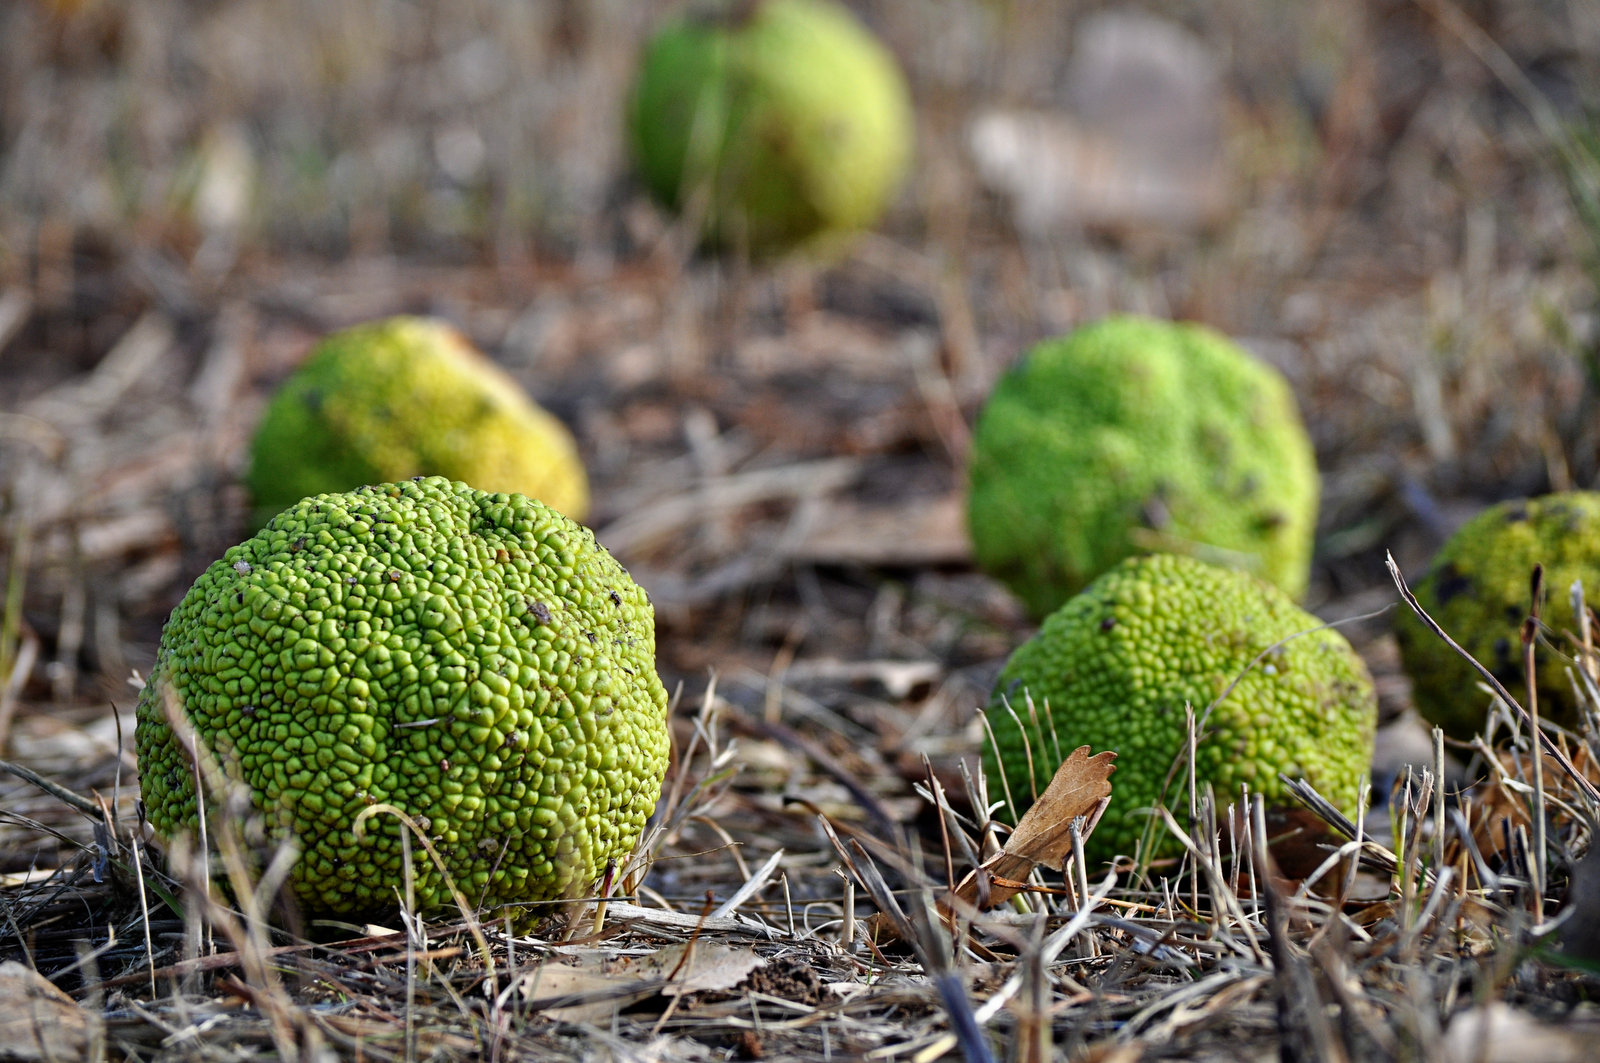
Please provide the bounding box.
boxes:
[2,558,1599,1062]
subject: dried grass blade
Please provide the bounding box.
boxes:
[1252,797,1349,1063]
[1386,552,1600,806]
[0,757,102,816]
[710,848,784,919]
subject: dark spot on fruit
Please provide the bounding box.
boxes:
[1433,563,1472,606]
[609,590,623,607]
[1255,509,1286,532]
[1100,616,1117,632]
[527,600,552,625]
[1503,504,1528,524]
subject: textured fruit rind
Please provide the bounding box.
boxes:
[967,315,1319,619]
[136,477,669,917]
[982,554,1376,866]
[1395,491,1600,739]
[627,0,913,252]
[247,317,588,526]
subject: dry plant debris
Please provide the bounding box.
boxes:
[4,0,1600,1060]
[2,601,1599,1056]
[0,960,103,1061]
[945,746,1117,917]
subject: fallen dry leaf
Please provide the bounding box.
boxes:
[1454,744,1600,866]
[946,746,1117,915]
[515,960,661,1024]
[1442,1002,1600,1063]
[513,942,767,1022]
[0,961,101,1062]
[655,942,767,997]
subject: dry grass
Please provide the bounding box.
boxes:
[3,635,1598,1061]
[4,0,1600,1059]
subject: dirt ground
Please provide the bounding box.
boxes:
[3,1,1600,1060]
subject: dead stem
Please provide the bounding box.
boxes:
[1386,552,1600,807]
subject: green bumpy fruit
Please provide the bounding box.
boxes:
[627,0,913,253]
[967,315,1319,619]
[983,554,1376,866]
[248,317,588,527]
[136,477,670,918]
[1395,491,1600,740]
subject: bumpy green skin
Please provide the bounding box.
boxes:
[967,316,1319,619]
[1396,492,1600,739]
[983,554,1376,866]
[627,0,913,254]
[136,478,669,918]
[248,317,588,527]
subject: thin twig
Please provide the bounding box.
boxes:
[1386,552,1600,806]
